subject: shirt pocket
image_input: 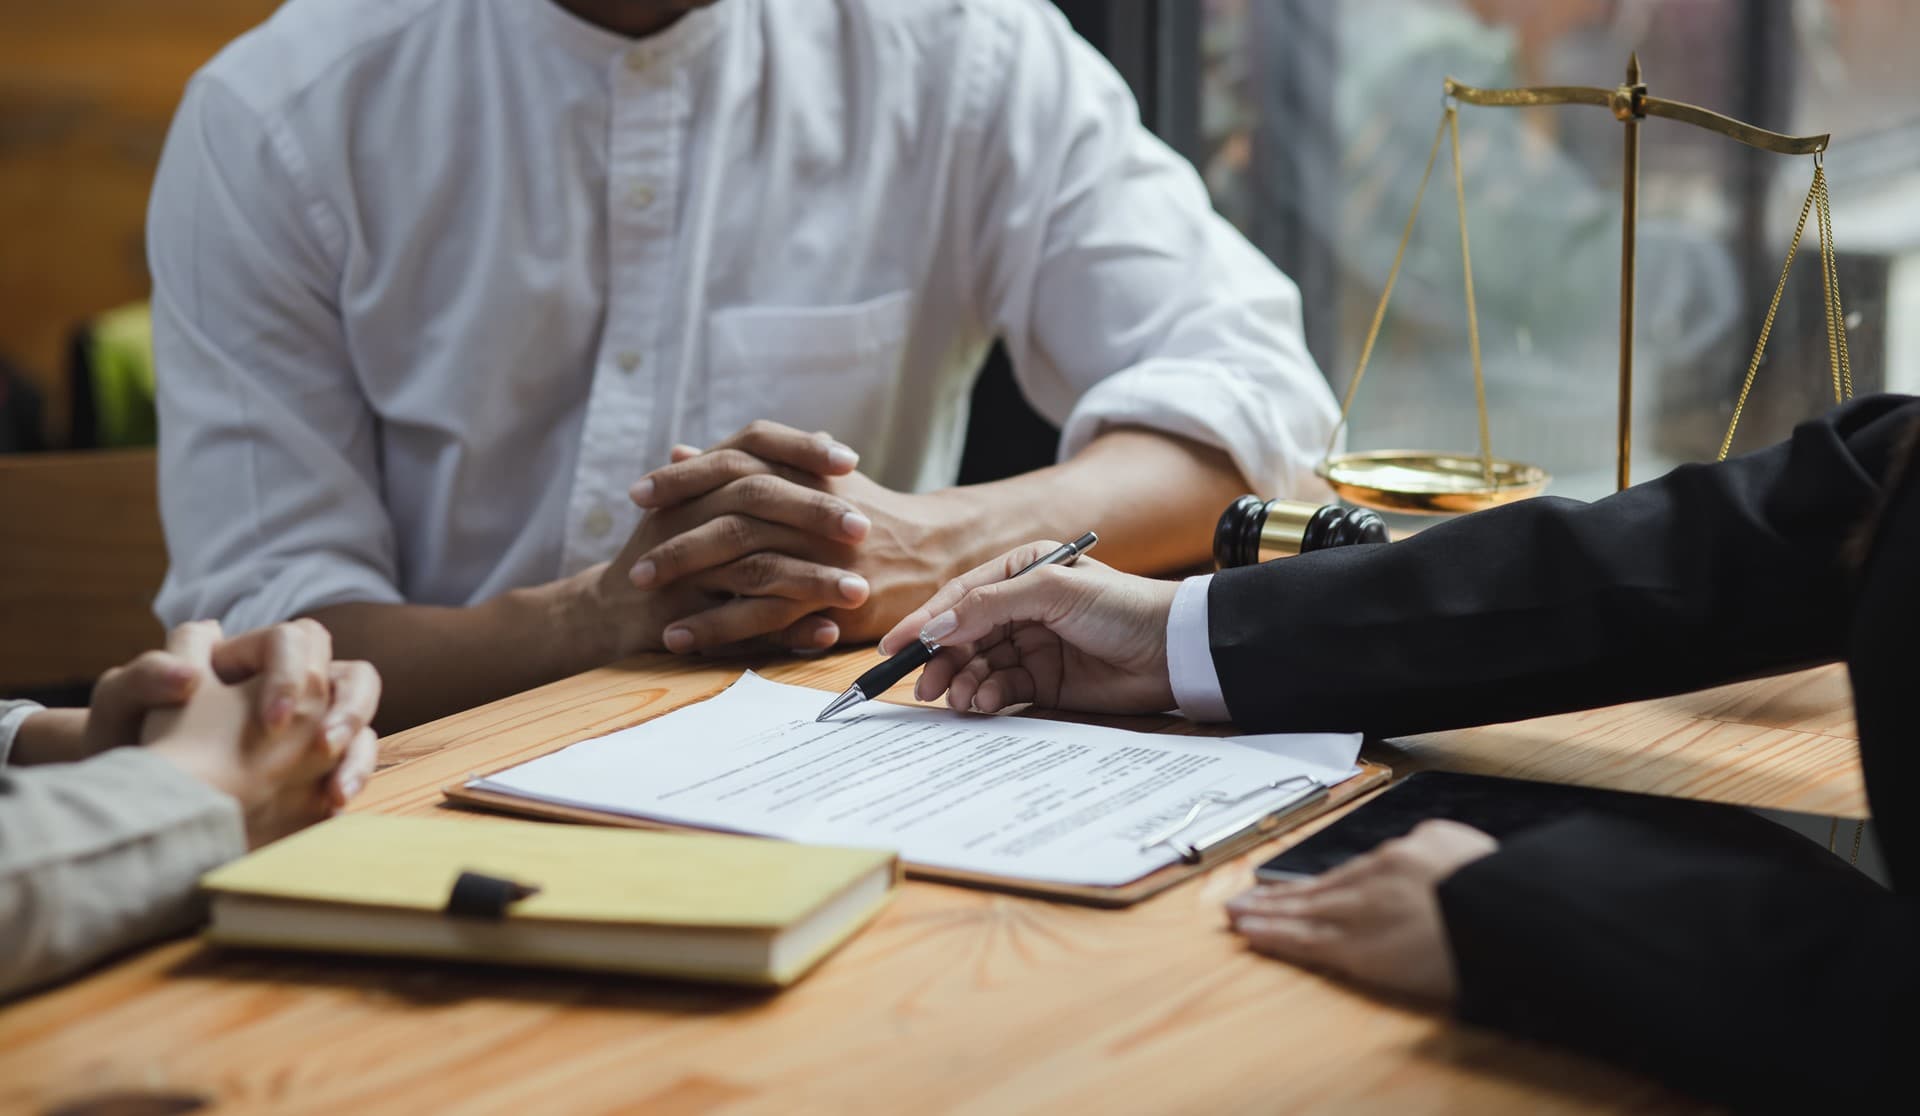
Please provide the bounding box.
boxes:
[704,290,911,447]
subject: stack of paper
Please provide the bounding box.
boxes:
[466,673,1361,890]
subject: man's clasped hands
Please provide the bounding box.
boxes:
[595,418,983,658]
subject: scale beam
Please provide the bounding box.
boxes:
[1442,78,1829,156]
[1437,59,1829,490]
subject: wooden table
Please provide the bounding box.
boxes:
[0,653,1863,1116]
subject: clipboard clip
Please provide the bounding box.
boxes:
[1137,775,1320,864]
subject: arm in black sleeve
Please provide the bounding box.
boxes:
[1209,393,1920,737]
[1437,811,1919,1113]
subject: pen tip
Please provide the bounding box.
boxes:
[816,686,862,722]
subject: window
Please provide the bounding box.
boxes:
[1200,0,1920,498]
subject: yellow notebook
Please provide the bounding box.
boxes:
[200,815,898,986]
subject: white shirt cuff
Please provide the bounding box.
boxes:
[1166,574,1231,722]
[0,700,47,767]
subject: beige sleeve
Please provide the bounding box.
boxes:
[0,747,245,1001]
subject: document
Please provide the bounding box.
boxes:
[469,673,1361,888]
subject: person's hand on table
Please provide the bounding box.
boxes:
[877,540,1181,715]
[621,419,973,654]
[141,619,383,846]
[1225,819,1498,1005]
[10,621,382,800]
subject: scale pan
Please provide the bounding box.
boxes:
[1318,450,1549,515]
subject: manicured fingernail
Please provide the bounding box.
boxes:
[629,478,655,505]
[343,772,366,799]
[267,696,294,727]
[165,663,198,687]
[663,626,694,653]
[630,559,657,587]
[813,622,840,647]
[921,611,958,642]
[325,719,355,751]
[840,511,871,538]
[826,443,859,470]
[837,574,869,603]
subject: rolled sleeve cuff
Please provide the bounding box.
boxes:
[1055,359,1336,501]
[156,553,404,631]
[0,701,46,767]
[1166,574,1231,722]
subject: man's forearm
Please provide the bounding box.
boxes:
[307,569,622,733]
[312,429,1247,705]
[938,428,1248,577]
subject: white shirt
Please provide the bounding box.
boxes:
[150,0,1336,631]
[0,701,41,766]
[1166,574,1231,722]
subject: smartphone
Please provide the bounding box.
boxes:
[1254,770,1802,881]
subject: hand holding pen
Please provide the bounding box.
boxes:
[817,533,1097,720]
[824,533,1189,719]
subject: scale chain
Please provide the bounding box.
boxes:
[1449,104,1495,484]
[1816,172,1854,401]
[1327,104,1497,485]
[1719,162,1854,462]
[1327,110,1450,461]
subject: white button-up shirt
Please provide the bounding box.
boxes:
[150,0,1336,631]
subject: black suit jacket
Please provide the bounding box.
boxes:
[1206,394,1920,1113]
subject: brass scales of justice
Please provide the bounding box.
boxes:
[1322,54,1856,514]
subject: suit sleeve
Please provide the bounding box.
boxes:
[1208,393,1920,736]
[1438,811,1920,1113]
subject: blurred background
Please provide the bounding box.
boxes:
[3,0,1917,691]
[1193,0,1920,498]
[1,1,279,696]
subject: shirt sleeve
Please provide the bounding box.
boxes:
[1203,394,1920,737]
[0,701,44,768]
[953,0,1338,499]
[147,76,404,631]
[1165,575,1230,722]
[0,748,245,1001]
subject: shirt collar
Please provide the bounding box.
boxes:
[515,0,731,68]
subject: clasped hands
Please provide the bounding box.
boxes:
[14,619,382,849]
[600,420,964,656]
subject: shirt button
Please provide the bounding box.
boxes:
[583,506,613,539]
[628,183,655,209]
[625,49,648,72]
[617,351,642,373]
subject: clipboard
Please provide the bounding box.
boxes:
[444,758,1391,908]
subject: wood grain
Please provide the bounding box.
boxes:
[1381,668,1866,818]
[0,651,1857,1115]
[0,448,166,690]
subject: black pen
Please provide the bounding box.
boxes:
[815,531,1099,722]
